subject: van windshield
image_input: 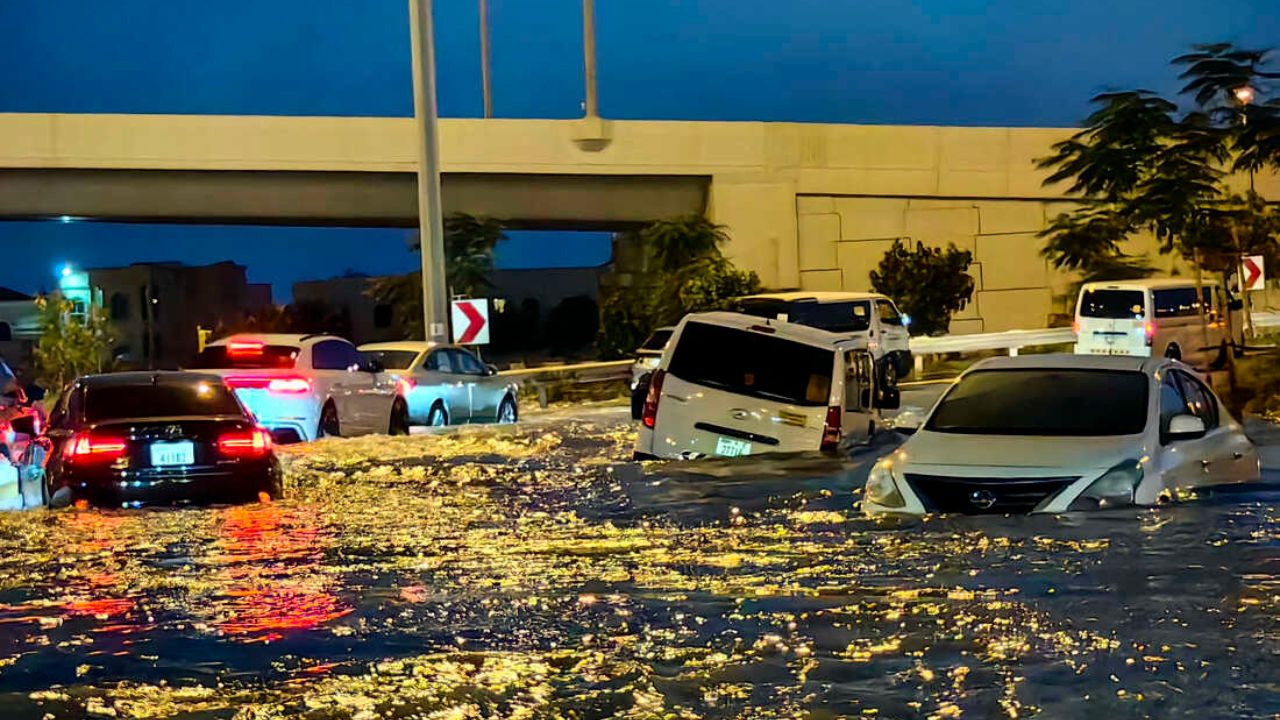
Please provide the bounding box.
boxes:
[1080,289,1145,319]
[737,299,872,332]
[668,322,834,407]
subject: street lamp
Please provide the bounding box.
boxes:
[1234,85,1256,107]
[408,0,450,343]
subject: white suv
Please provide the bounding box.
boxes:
[734,292,913,382]
[190,334,407,443]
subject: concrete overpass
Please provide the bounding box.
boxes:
[2,113,1275,332]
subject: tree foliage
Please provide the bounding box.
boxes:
[1037,43,1280,281]
[369,213,508,339]
[32,296,115,393]
[598,215,761,358]
[869,240,975,337]
[223,300,351,338]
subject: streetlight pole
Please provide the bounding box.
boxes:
[408,0,450,343]
[582,0,599,118]
[479,0,493,118]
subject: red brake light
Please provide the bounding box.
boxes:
[1072,319,1081,336]
[64,431,128,464]
[1144,320,1155,344]
[228,340,265,356]
[267,377,311,394]
[218,427,273,457]
[397,377,416,395]
[642,370,665,429]
[820,406,842,452]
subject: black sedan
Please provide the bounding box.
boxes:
[25,372,283,508]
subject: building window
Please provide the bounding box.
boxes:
[374,304,394,329]
[110,292,131,321]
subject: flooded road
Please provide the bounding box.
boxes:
[0,407,1278,719]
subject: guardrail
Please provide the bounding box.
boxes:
[499,360,634,408]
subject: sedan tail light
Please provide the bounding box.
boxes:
[820,406,842,452]
[225,376,312,394]
[641,370,665,429]
[64,431,128,464]
[217,427,273,458]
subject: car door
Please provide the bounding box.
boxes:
[1172,370,1254,484]
[448,349,489,422]
[1156,371,1216,492]
[875,300,910,357]
[419,349,469,423]
[841,350,877,442]
[452,349,498,421]
[312,340,374,434]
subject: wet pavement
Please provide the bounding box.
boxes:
[0,403,1277,719]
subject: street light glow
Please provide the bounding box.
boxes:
[60,264,73,278]
[1234,85,1255,105]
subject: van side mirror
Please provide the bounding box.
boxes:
[1166,414,1206,441]
[1228,298,1244,311]
[877,387,901,410]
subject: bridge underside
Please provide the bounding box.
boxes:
[0,169,710,230]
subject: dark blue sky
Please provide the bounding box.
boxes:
[2,0,1276,298]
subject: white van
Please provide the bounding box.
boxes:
[1074,278,1239,366]
[634,312,897,460]
[733,292,913,382]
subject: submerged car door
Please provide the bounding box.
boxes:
[841,350,877,441]
[312,340,375,434]
[1172,370,1254,484]
[1157,371,1217,492]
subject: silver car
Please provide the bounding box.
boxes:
[359,342,519,427]
[864,354,1260,515]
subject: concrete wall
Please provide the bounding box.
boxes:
[3,114,1274,332]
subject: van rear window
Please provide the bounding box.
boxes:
[1080,290,1145,319]
[667,322,833,407]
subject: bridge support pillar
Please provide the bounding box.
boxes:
[707,176,799,290]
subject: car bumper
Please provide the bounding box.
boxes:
[60,462,282,507]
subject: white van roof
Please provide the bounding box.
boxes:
[740,291,887,303]
[1081,277,1219,291]
[680,311,869,351]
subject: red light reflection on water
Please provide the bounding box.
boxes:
[212,504,350,642]
[60,512,135,622]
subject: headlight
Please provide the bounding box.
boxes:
[865,460,905,509]
[1068,459,1144,511]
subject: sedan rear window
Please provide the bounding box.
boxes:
[190,345,299,370]
[1080,289,1145,319]
[926,369,1149,436]
[668,322,833,407]
[365,350,419,371]
[85,380,244,422]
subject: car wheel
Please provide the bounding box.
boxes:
[427,403,449,427]
[1164,343,1182,361]
[497,396,518,424]
[389,398,411,435]
[318,402,341,438]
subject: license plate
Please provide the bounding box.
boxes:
[715,437,752,457]
[150,441,195,467]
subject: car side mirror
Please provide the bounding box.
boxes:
[877,387,901,410]
[1228,298,1244,311]
[486,364,499,376]
[1166,414,1206,441]
[8,415,36,437]
[888,410,922,435]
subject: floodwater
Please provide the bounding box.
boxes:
[0,411,1277,719]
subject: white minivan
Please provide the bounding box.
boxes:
[733,292,913,382]
[1074,278,1239,367]
[634,312,897,460]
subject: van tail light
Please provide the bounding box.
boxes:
[1072,319,1081,336]
[642,370,666,429]
[225,376,312,394]
[64,431,128,464]
[1144,321,1155,345]
[821,406,843,452]
[218,427,273,458]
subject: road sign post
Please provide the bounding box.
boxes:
[451,299,490,345]
[1241,255,1265,339]
[409,0,450,344]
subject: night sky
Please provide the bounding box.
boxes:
[1,0,1276,299]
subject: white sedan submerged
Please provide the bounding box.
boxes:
[863,354,1259,516]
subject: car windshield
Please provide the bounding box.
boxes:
[737,299,872,333]
[1080,289,1145,319]
[84,380,244,422]
[189,345,299,370]
[639,329,673,351]
[365,350,420,371]
[926,369,1149,436]
[668,321,833,406]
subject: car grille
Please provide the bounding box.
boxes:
[904,474,1079,515]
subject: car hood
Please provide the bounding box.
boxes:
[898,430,1145,472]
